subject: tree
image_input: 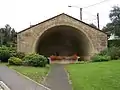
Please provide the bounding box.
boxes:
[103,6,120,37]
[0,28,5,45]
[0,24,17,46]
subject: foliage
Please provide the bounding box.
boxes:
[92,55,111,62]
[103,6,120,37]
[15,52,25,59]
[98,46,120,60]
[23,53,47,67]
[108,40,120,47]
[8,57,22,65]
[98,48,108,56]
[107,46,120,60]
[0,24,17,46]
[0,46,11,62]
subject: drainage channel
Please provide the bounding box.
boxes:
[0,81,10,90]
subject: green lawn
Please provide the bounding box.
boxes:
[0,62,8,66]
[66,60,120,90]
[10,66,49,83]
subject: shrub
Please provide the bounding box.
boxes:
[8,57,22,65]
[92,55,111,62]
[107,46,120,60]
[108,40,120,47]
[15,52,25,59]
[0,46,11,62]
[98,46,120,60]
[99,48,108,56]
[23,53,47,67]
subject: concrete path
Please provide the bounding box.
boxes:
[43,64,72,90]
[0,66,50,90]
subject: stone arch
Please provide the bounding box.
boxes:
[34,25,94,60]
[17,13,107,60]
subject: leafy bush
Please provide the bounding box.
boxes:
[8,57,22,65]
[0,46,11,62]
[15,52,25,59]
[9,47,17,57]
[99,46,120,60]
[108,40,120,47]
[107,46,120,60]
[92,55,111,62]
[23,53,47,67]
[99,48,108,56]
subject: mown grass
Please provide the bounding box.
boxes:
[0,62,8,66]
[66,60,120,90]
[10,66,49,83]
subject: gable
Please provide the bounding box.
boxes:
[17,13,107,35]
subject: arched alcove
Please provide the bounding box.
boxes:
[35,25,92,60]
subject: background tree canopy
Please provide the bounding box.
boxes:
[103,6,120,37]
[0,24,17,47]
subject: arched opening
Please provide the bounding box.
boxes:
[35,25,92,60]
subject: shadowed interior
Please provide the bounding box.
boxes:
[35,25,91,60]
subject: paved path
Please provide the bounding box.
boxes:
[0,66,50,90]
[43,64,72,90]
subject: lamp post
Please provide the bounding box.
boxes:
[68,5,83,21]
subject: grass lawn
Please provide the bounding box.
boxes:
[66,60,120,90]
[0,62,8,66]
[10,66,49,83]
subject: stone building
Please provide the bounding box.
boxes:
[17,13,107,60]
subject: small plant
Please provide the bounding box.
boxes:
[8,57,22,65]
[23,53,47,67]
[92,55,111,62]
